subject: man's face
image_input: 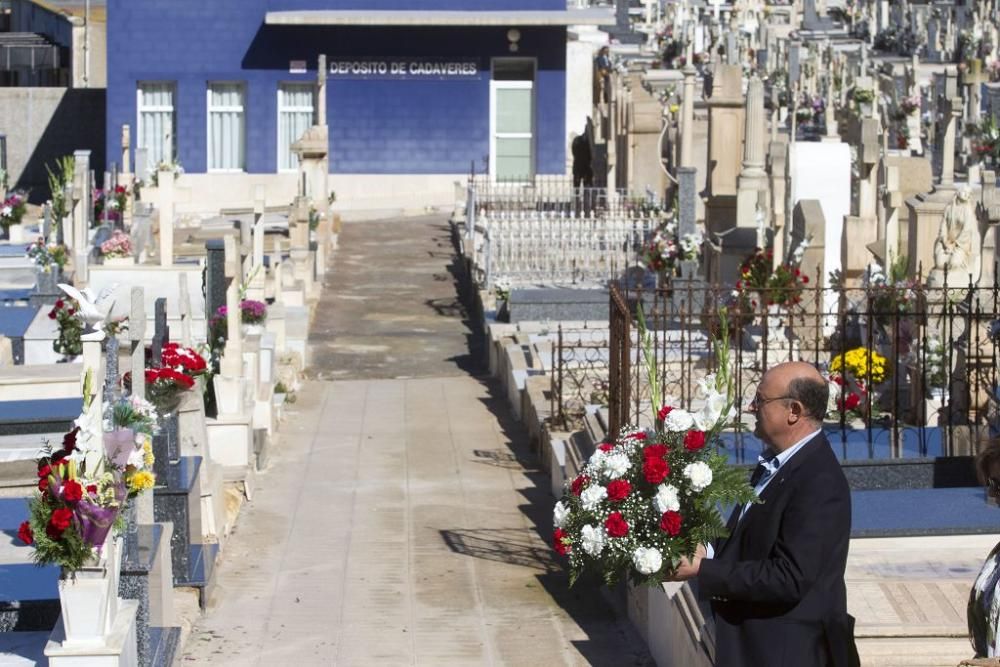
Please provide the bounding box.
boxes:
[749,371,789,447]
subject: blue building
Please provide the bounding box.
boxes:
[106,0,609,201]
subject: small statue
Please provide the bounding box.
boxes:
[928,187,982,288]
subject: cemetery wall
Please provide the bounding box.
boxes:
[107,0,567,178]
[0,87,105,197]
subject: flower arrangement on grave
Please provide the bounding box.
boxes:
[969,116,1000,163]
[736,247,809,310]
[17,371,128,575]
[828,347,890,422]
[92,188,105,226]
[106,395,158,498]
[552,323,756,587]
[99,230,133,259]
[0,191,27,230]
[861,259,923,328]
[149,160,184,187]
[851,88,875,107]
[239,299,267,325]
[898,94,921,117]
[895,123,911,150]
[26,238,68,273]
[640,212,703,281]
[494,275,512,303]
[143,367,195,414]
[107,185,129,220]
[160,342,208,378]
[46,155,73,224]
[48,298,83,359]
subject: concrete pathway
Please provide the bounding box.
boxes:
[181,216,652,665]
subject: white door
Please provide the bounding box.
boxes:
[490,63,535,182]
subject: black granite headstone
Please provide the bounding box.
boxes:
[151,298,168,367]
[204,240,226,333]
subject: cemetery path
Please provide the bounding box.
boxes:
[307,214,486,380]
[181,376,653,665]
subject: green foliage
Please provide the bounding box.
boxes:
[46,155,74,226]
[26,493,94,573]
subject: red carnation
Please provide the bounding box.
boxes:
[632,431,647,441]
[553,528,570,555]
[46,507,73,539]
[571,475,589,496]
[61,479,83,503]
[38,477,49,492]
[643,444,668,459]
[657,405,674,421]
[643,457,670,484]
[659,510,682,536]
[606,479,632,502]
[37,464,51,479]
[17,521,33,545]
[839,392,861,411]
[86,484,97,495]
[802,276,809,284]
[598,443,614,452]
[605,512,629,538]
[684,430,707,451]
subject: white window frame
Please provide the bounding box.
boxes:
[206,81,246,173]
[276,83,315,173]
[489,58,536,183]
[135,81,176,172]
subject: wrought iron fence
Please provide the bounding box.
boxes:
[552,272,1000,460]
[469,174,647,216]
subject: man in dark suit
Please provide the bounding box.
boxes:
[672,361,858,666]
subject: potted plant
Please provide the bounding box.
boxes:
[26,237,69,293]
[48,298,83,361]
[0,191,28,242]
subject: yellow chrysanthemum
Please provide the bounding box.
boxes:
[129,470,155,493]
[830,347,889,385]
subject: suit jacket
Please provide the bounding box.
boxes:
[697,432,857,667]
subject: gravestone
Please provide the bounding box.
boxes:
[204,240,226,337]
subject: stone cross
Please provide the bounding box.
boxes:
[128,286,146,401]
[221,234,243,377]
[680,64,697,168]
[151,297,168,368]
[158,164,175,266]
[940,68,961,188]
[317,54,327,127]
[178,273,192,348]
[42,203,51,242]
[72,150,92,281]
[134,148,148,185]
[271,236,284,306]
[121,125,131,176]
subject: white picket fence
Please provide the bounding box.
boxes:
[473,209,660,288]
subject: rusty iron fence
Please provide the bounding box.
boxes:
[551,270,1000,460]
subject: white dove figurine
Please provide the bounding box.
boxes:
[57,283,119,330]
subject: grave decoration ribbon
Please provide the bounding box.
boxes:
[552,315,757,587]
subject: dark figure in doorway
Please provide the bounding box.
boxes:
[571,134,593,189]
[594,46,612,103]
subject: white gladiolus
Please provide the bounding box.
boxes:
[633,547,663,575]
[580,484,608,511]
[694,390,730,431]
[684,461,714,492]
[553,501,570,528]
[581,524,607,556]
[663,408,696,432]
[603,453,631,479]
[654,484,681,513]
[697,373,717,397]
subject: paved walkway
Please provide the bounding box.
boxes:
[181,216,652,665]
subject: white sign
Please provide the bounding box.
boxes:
[328,59,479,79]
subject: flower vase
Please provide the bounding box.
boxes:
[7,223,25,244]
[102,255,134,267]
[105,534,124,630]
[36,267,59,294]
[241,323,264,337]
[58,537,113,646]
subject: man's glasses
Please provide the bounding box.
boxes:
[750,393,794,409]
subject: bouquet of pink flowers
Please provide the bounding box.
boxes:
[0,192,27,229]
[99,230,133,259]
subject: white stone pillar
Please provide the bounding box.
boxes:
[680,64,697,168]
[158,165,175,266]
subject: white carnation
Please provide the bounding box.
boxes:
[683,461,714,492]
[603,453,631,479]
[580,484,608,511]
[654,484,681,513]
[663,408,696,432]
[553,501,570,528]
[632,547,663,575]
[588,449,607,472]
[581,524,607,556]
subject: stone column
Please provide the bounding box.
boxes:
[940,96,960,188]
[736,77,769,229]
[157,164,175,266]
[317,54,327,127]
[680,64,697,168]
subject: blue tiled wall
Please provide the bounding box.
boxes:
[107,1,567,175]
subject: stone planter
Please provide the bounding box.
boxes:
[102,255,135,267]
[7,223,25,243]
[241,323,264,337]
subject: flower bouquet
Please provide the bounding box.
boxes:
[106,395,157,498]
[737,247,809,310]
[0,192,27,230]
[209,300,268,344]
[107,184,129,220]
[99,230,133,259]
[48,298,82,359]
[26,238,68,273]
[144,367,195,414]
[160,342,208,377]
[640,215,703,282]
[553,349,756,587]
[92,188,105,227]
[828,347,890,422]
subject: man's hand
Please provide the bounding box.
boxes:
[670,544,706,581]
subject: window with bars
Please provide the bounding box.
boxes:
[136,82,176,174]
[278,84,314,172]
[207,82,246,171]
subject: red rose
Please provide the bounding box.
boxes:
[47,310,57,320]
[86,484,98,495]
[684,430,707,451]
[61,479,83,503]
[46,507,73,539]
[553,528,570,555]
[643,456,670,484]
[605,512,629,538]
[840,393,861,410]
[643,444,668,459]
[659,510,682,536]
[571,475,589,496]
[37,464,51,479]
[606,479,632,502]
[598,443,614,452]
[657,405,674,421]
[17,521,33,545]
[38,477,49,492]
